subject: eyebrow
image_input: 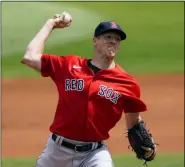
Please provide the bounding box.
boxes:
[104,34,120,39]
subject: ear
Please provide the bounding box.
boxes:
[93,37,97,46]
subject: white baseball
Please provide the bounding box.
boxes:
[62,11,72,24]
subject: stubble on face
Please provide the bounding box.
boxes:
[103,34,120,59]
[93,32,121,62]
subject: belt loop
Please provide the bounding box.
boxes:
[55,135,60,144]
[95,142,98,149]
[57,137,61,145]
[53,134,64,146]
[92,143,95,149]
[58,136,64,145]
[92,143,94,150]
[92,142,98,149]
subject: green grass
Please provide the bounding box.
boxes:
[2,153,184,167]
[113,153,184,167]
[2,2,184,78]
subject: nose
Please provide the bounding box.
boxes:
[111,36,119,43]
[110,38,117,44]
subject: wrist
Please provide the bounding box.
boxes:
[125,113,141,129]
[45,19,55,30]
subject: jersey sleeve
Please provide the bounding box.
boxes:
[123,97,147,113]
[41,54,63,79]
[121,78,147,113]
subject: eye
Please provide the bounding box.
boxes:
[115,37,121,42]
[104,35,112,40]
[104,35,120,42]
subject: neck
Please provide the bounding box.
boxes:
[91,54,116,69]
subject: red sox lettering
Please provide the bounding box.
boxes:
[65,80,121,105]
[65,79,84,91]
[98,85,121,104]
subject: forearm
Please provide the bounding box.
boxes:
[26,19,54,54]
[125,112,141,129]
[21,19,55,70]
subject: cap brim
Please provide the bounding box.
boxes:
[97,28,126,40]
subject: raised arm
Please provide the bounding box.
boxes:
[21,13,72,71]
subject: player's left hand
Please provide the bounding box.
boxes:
[142,145,157,159]
[127,120,158,165]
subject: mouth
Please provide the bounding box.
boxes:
[108,46,116,52]
[107,47,116,57]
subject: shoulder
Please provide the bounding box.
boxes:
[114,65,141,98]
[62,54,82,60]
[63,54,85,62]
[42,53,84,62]
[115,64,137,83]
[61,54,87,67]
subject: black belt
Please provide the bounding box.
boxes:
[52,134,103,152]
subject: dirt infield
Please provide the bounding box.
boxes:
[2,74,184,157]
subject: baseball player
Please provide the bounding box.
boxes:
[21,12,157,167]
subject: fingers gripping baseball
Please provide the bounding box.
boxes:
[52,12,72,29]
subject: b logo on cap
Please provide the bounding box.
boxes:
[111,22,117,28]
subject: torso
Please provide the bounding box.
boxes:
[41,54,146,142]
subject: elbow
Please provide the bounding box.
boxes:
[21,54,31,65]
[21,47,33,64]
[21,47,41,71]
[21,56,28,64]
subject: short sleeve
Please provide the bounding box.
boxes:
[41,54,63,79]
[123,98,147,113]
[122,80,147,113]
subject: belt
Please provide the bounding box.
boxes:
[52,134,103,152]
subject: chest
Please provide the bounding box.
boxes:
[58,66,123,106]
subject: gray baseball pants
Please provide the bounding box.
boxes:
[35,134,114,167]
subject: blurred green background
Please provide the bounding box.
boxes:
[2,1,184,167]
[2,2,184,78]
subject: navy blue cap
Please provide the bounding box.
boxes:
[94,21,126,40]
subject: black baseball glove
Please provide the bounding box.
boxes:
[127,120,157,165]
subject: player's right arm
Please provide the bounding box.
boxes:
[21,14,71,71]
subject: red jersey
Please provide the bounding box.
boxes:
[41,54,147,141]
